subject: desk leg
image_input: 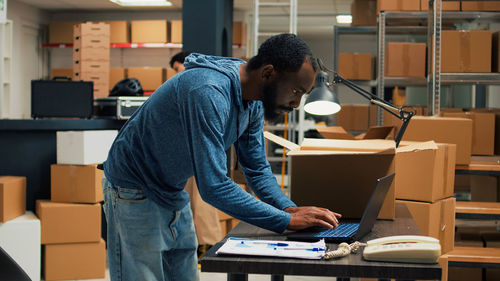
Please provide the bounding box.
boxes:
[271,275,284,281]
[227,273,247,281]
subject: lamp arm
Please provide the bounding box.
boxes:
[332,73,414,148]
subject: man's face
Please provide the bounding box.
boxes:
[173,61,186,73]
[262,60,316,122]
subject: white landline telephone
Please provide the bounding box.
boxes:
[362,235,441,264]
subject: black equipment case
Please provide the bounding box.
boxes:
[31,77,93,119]
[93,96,149,119]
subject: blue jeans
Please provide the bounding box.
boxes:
[102,177,199,281]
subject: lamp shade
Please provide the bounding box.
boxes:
[304,71,341,115]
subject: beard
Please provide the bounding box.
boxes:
[262,81,293,122]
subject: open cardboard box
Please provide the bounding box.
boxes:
[316,125,394,140]
[264,132,396,220]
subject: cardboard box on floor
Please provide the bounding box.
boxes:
[397,197,456,254]
[51,164,104,203]
[131,20,168,43]
[442,30,492,73]
[264,132,396,219]
[317,126,394,140]
[396,141,456,203]
[442,111,495,156]
[44,239,105,281]
[385,42,426,78]
[402,116,473,165]
[338,53,372,80]
[377,0,420,13]
[36,200,101,244]
[351,0,377,26]
[0,176,26,222]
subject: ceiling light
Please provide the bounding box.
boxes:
[110,0,173,7]
[336,15,352,24]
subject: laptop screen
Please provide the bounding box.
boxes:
[354,173,395,240]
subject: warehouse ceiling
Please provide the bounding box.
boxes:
[16,0,353,35]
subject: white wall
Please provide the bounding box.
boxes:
[6,0,49,118]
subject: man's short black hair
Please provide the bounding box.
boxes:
[169,51,192,68]
[247,33,317,73]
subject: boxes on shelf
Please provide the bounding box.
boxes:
[233,21,247,45]
[127,67,165,91]
[131,20,168,43]
[105,21,129,44]
[0,211,41,281]
[51,164,104,203]
[50,68,73,79]
[385,42,426,78]
[265,132,397,220]
[421,0,460,11]
[471,175,498,202]
[0,176,26,222]
[377,0,420,13]
[351,0,377,26]
[442,30,492,73]
[442,112,495,156]
[49,21,79,44]
[338,53,372,80]
[317,126,394,140]
[166,68,176,81]
[36,200,101,244]
[462,1,500,11]
[402,116,473,165]
[395,141,456,202]
[337,104,373,131]
[168,20,182,43]
[493,31,500,72]
[396,197,456,254]
[56,130,118,165]
[109,67,126,90]
[44,239,105,281]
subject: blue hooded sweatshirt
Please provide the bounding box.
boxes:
[103,53,296,233]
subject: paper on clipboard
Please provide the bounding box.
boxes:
[215,237,326,260]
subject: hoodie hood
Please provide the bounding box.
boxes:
[184,53,246,107]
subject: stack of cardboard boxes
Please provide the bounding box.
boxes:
[0,176,41,281]
[73,22,110,99]
[36,130,117,281]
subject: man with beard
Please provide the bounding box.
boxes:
[101,33,342,281]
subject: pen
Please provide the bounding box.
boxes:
[282,247,326,251]
[240,241,289,247]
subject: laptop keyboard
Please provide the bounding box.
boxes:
[314,223,359,238]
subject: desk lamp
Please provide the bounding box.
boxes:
[304,58,414,148]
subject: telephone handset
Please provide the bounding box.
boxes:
[362,235,441,264]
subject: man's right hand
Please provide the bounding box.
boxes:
[284,206,342,231]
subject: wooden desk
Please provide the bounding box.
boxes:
[201,203,442,281]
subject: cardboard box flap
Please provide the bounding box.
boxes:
[316,126,355,140]
[300,138,395,152]
[396,140,438,153]
[263,131,300,151]
[363,126,394,139]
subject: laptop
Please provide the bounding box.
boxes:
[287,173,395,243]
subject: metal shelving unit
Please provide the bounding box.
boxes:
[0,20,12,118]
